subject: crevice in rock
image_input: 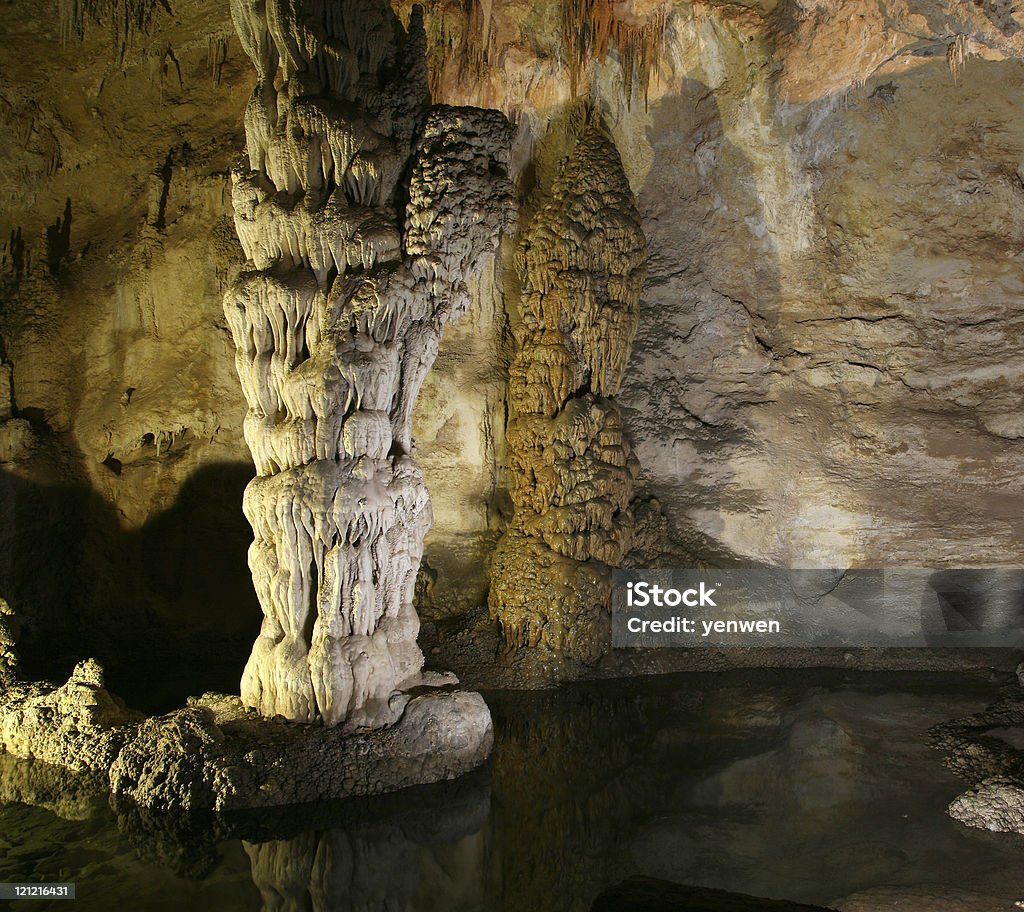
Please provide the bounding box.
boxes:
[44,198,72,277]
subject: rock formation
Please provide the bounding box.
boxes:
[930,685,1024,836]
[0,658,142,780]
[0,598,18,684]
[0,661,493,813]
[947,778,1024,834]
[224,0,514,725]
[489,121,646,663]
[7,0,1024,698]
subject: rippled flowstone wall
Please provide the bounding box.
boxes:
[224,0,514,726]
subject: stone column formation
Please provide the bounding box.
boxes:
[490,123,646,663]
[225,0,514,727]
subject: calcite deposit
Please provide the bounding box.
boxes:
[948,778,1024,834]
[224,0,514,725]
[0,659,142,780]
[0,658,494,813]
[930,684,1024,836]
[489,122,646,663]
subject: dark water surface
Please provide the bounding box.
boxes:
[2,670,1024,911]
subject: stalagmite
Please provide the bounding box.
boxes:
[489,121,646,664]
[225,0,514,727]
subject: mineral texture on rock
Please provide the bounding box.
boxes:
[0,598,18,685]
[7,0,1024,680]
[489,121,646,663]
[0,657,493,813]
[224,0,514,725]
[948,777,1024,834]
[930,688,1024,836]
[0,659,142,779]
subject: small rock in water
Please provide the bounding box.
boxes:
[949,777,1024,834]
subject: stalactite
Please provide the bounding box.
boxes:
[58,0,164,60]
[489,120,646,664]
[561,0,668,102]
[415,0,667,110]
[226,0,514,728]
[947,34,976,85]
[208,33,230,86]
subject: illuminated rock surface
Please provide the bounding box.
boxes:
[930,685,1024,836]
[489,120,646,664]
[224,0,513,725]
[5,2,1024,905]
[0,599,19,685]
[0,660,494,812]
[948,778,1024,834]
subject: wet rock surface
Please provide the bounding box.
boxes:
[930,683,1024,836]
[0,660,142,780]
[948,777,1024,834]
[0,661,493,814]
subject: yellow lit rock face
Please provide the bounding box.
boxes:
[225,0,514,726]
[490,122,646,663]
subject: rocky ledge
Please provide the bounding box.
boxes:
[0,659,492,814]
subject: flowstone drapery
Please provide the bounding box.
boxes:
[489,123,646,663]
[225,0,514,727]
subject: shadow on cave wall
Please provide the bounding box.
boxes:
[0,459,260,713]
[615,74,781,569]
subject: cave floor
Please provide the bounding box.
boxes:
[2,669,1024,911]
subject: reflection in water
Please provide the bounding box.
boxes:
[242,782,492,912]
[244,827,488,912]
[3,671,1024,911]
